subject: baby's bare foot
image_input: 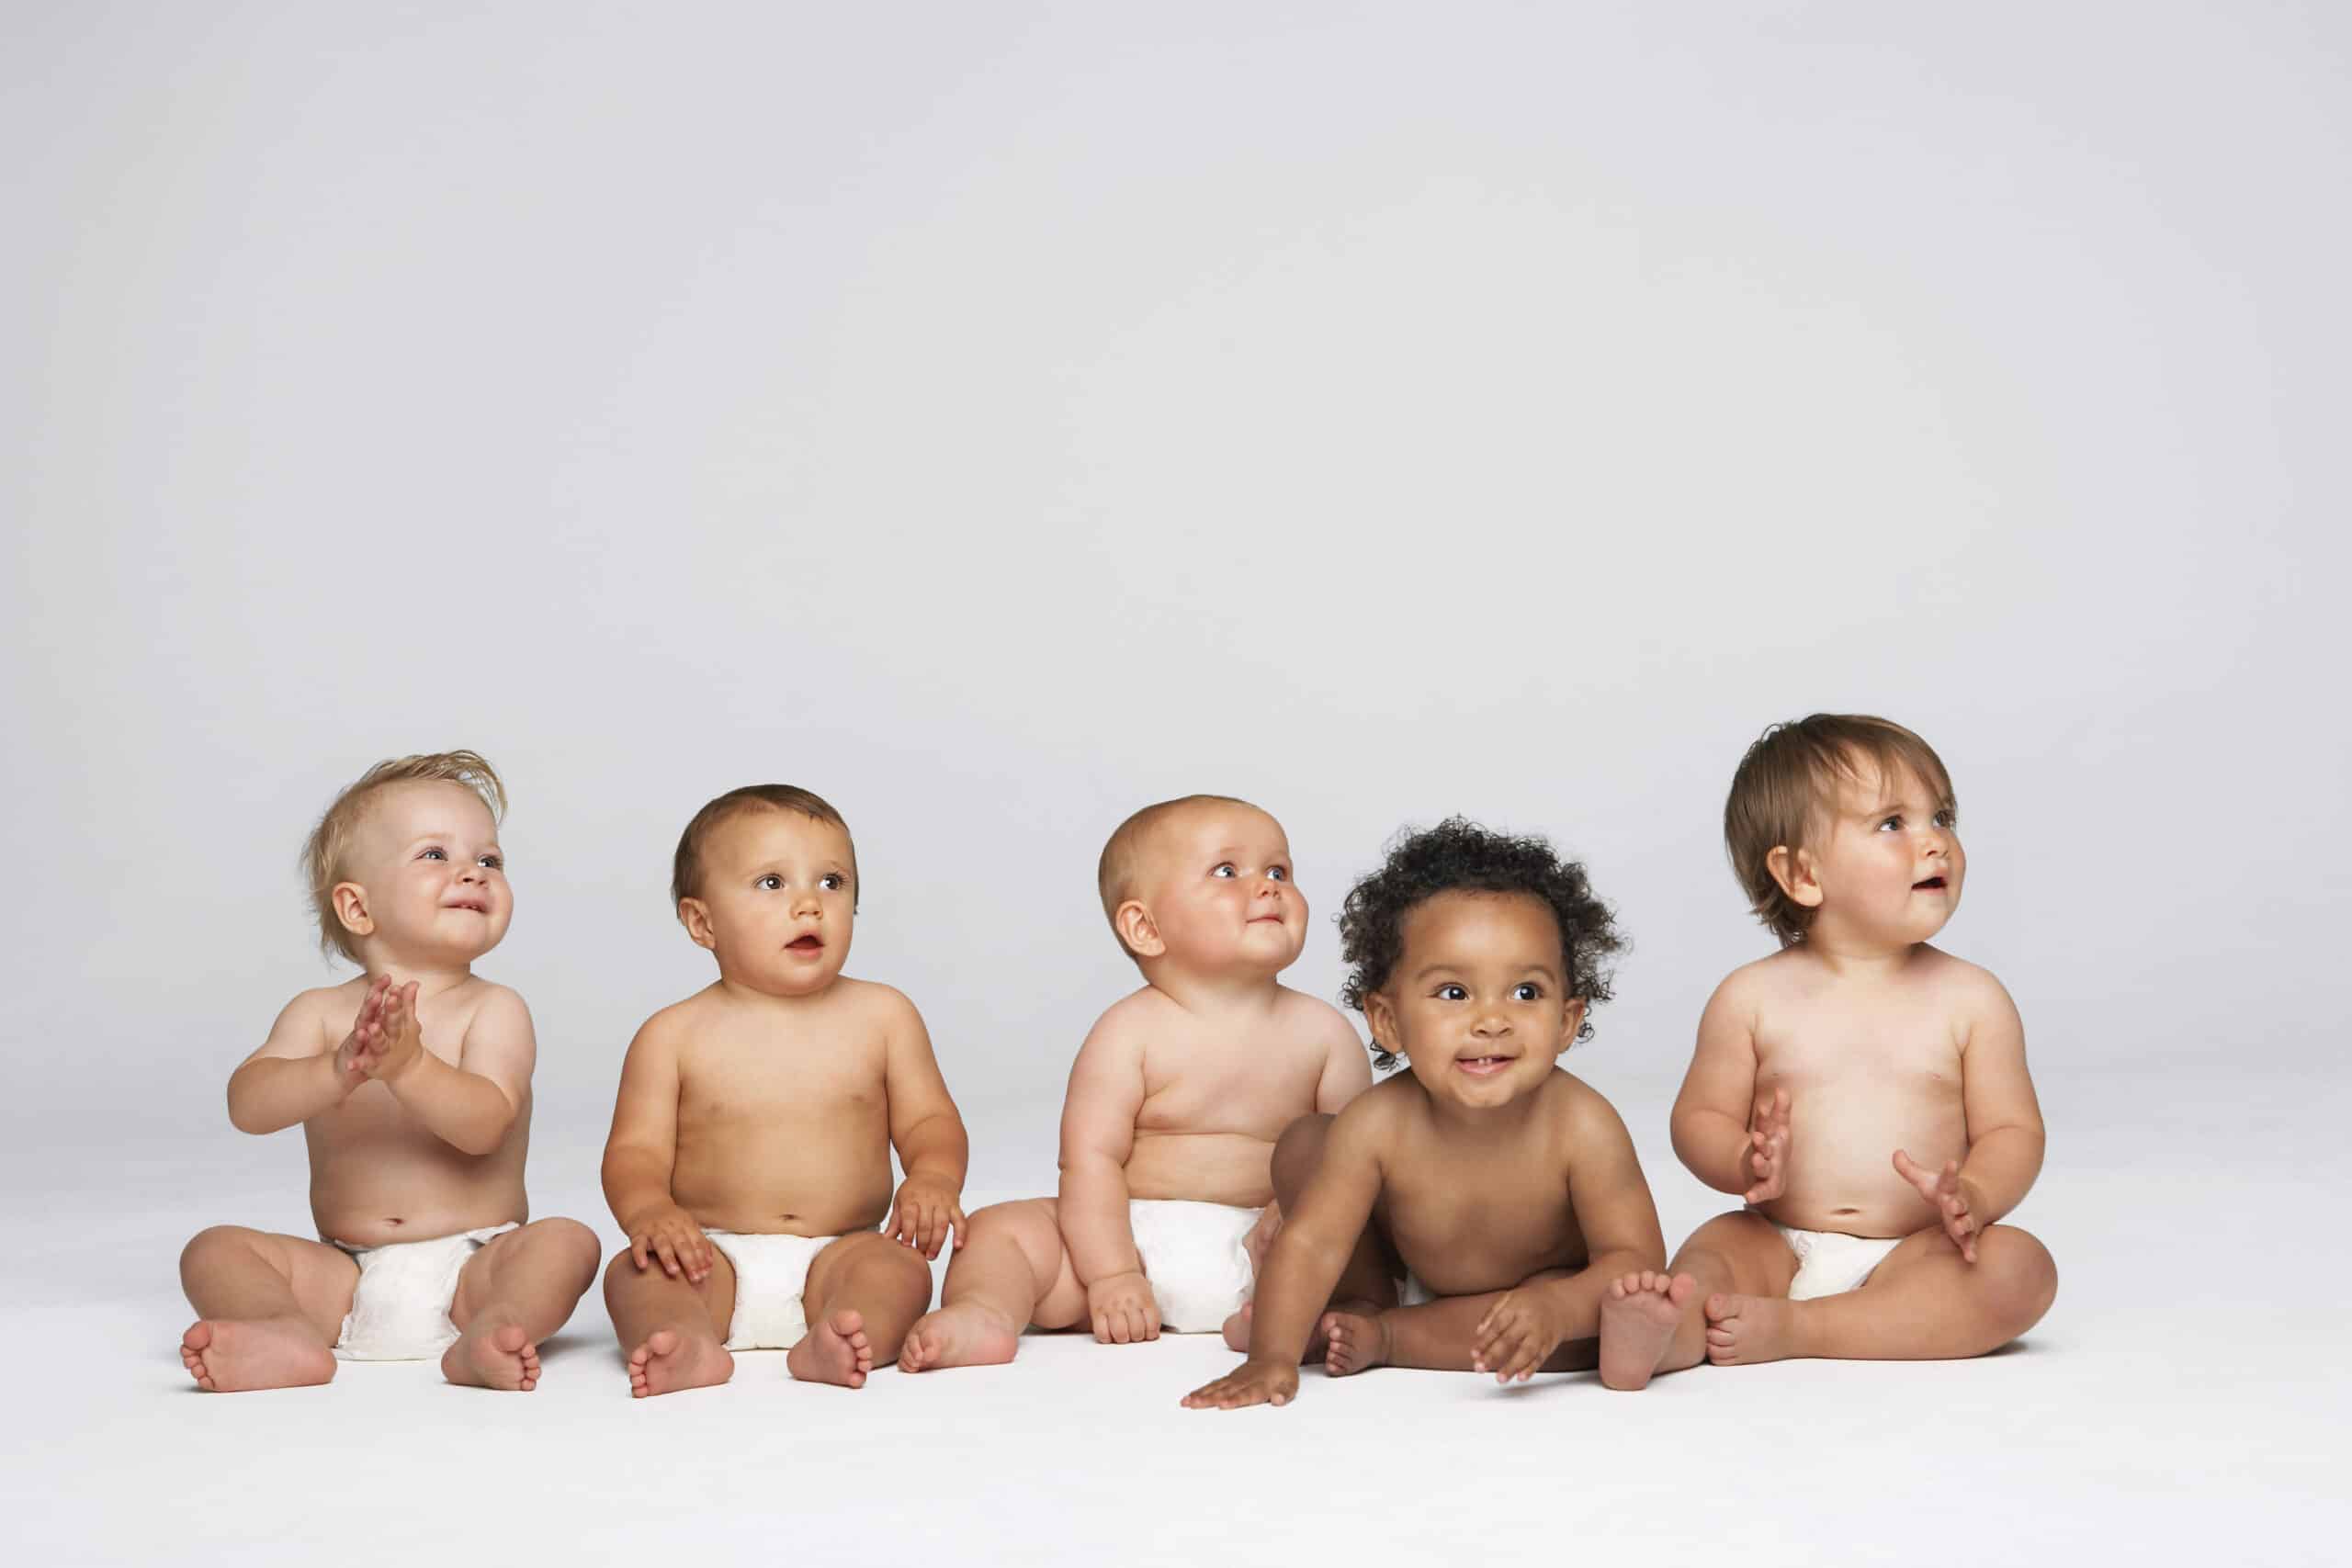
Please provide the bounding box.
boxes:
[787,1309,874,1388]
[1599,1270,1696,1391]
[1320,1308,1391,1377]
[626,1326,733,1398]
[1703,1292,1799,1366]
[898,1303,1017,1372]
[443,1318,540,1392]
[179,1318,334,1393]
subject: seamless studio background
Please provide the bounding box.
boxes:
[3,4,2345,1564]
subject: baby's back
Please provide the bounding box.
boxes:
[666,980,897,1237]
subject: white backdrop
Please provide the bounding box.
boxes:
[6,1,2346,1217]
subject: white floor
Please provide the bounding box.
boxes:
[9,1064,2346,1567]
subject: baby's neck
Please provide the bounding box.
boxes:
[1797,921,1930,981]
[1143,962,1283,1017]
[356,952,476,998]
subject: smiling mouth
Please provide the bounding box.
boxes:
[445,901,488,914]
[1912,877,1948,891]
[1455,1055,1514,1076]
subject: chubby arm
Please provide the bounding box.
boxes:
[881,988,970,1257]
[1478,1088,1668,1380]
[1949,976,2044,1224]
[1182,1097,1387,1409]
[226,987,368,1134]
[373,983,529,1156]
[600,1016,710,1279]
[1313,1010,1374,1113]
[1669,974,1777,1199]
[1056,1014,1148,1290]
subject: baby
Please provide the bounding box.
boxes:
[1600,715,2058,1389]
[1183,818,1668,1410]
[898,794,1369,1371]
[601,784,968,1396]
[178,751,601,1393]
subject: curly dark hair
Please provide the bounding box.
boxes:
[1338,818,1624,1069]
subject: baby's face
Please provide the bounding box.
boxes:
[1805,758,1964,945]
[684,807,856,997]
[1137,804,1306,976]
[345,781,512,964]
[1371,891,1582,1111]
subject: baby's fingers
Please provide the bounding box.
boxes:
[947,1201,968,1250]
[629,1232,651,1270]
[652,1235,682,1278]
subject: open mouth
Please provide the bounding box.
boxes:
[1455,1055,1515,1077]
[445,901,489,914]
[1912,876,1948,892]
[786,934,824,954]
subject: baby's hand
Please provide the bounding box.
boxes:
[365,980,426,1082]
[332,975,396,1091]
[1087,1271,1161,1344]
[887,1177,967,1259]
[627,1203,715,1283]
[1181,1359,1299,1411]
[1473,1288,1568,1383]
[1743,1087,1792,1204]
[1893,1150,1980,1263]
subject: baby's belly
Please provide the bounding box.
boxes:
[673,1143,895,1237]
[1758,1079,1967,1236]
[1124,1132,1278,1208]
[309,1155,527,1249]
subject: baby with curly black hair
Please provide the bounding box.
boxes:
[1183,818,1669,1410]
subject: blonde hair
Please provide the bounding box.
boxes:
[1096,794,1255,956]
[1724,715,1955,948]
[302,750,507,964]
[672,784,856,909]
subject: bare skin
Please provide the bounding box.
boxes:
[1610,753,2058,1391]
[178,778,600,1392]
[602,803,967,1394]
[901,799,1370,1371]
[1184,890,1667,1410]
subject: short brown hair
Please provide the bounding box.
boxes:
[672,785,857,908]
[1096,794,1255,954]
[1724,715,1956,947]
[302,750,507,964]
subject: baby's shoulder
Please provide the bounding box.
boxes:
[828,975,922,1024]
[1911,946,2018,1019]
[1538,1067,1631,1136]
[1271,985,1359,1046]
[1082,984,1170,1044]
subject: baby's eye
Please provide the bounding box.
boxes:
[1512,983,1543,1002]
[1877,816,1903,832]
[1266,865,1288,882]
[477,853,503,870]
[756,874,783,891]
[419,847,447,861]
[820,874,843,891]
[1212,863,1237,879]
[1933,809,1956,829]
[1437,984,1467,1001]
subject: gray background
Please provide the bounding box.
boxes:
[4,4,2346,1564]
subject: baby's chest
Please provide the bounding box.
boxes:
[677,1041,887,1123]
[1754,999,1961,1091]
[1137,1045,1320,1132]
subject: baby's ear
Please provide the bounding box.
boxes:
[1764,846,1824,909]
[1114,899,1164,960]
[676,897,718,951]
[1363,989,1400,1060]
[1555,997,1588,1052]
[331,882,375,941]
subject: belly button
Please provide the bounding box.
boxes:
[386,1217,404,1227]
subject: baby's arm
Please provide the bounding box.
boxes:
[1894,975,2045,1260]
[1182,1099,1387,1410]
[1056,1015,1156,1342]
[1472,1088,1667,1382]
[1669,973,1786,1202]
[1314,1010,1374,1113]
[368,983,530,1156]
[879,988,969,1259]
[601,1019,711,1283]
[225,977,391,1134]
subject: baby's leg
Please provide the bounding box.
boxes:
[1327,1270,1593,1378]
[1707,1224,2056,1365]
[603,1246,736,1398]
[793,1231,932,1388]
[177,1225,356,1393]
[1234,1114,1400,1357]
[900,1198,1080,1372]
[444,1218,602,1392]
[1601,1210,1795,1390]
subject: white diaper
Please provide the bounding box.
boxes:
[1773,1223,1903,1302]
[332,1223,518,1360]
[704,1230,839,1349]
[1128,1200,1261,1333]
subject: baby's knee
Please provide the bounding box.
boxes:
[1271,1113,1335,1197]
[1979,1226,2058,1326]
[179,1224,259,1281]
[530,1217,604,1279]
